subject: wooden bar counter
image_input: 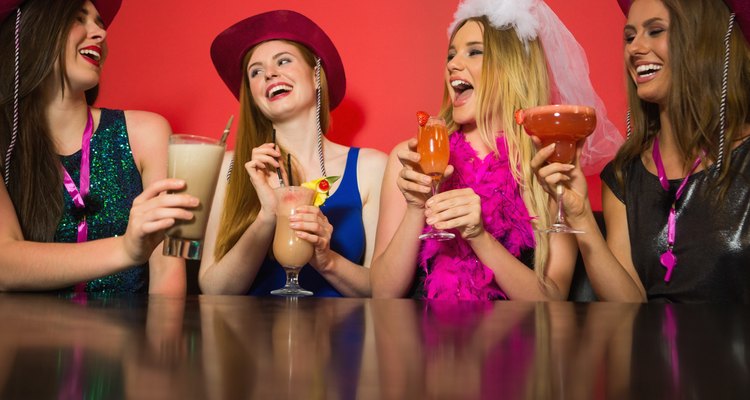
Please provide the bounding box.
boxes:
[0,294,747,399]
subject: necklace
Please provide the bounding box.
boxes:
[652,138,701,282]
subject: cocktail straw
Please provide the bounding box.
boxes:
[219,115,234,145]
[272,129,285,187]
[287,153,293,186]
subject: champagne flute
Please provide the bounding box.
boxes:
[417,116,455,241]
[516,104,597,234]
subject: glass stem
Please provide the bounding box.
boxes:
[555,183,566,225]
[285,268,301,288]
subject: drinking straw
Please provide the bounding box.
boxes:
[220,115,234,145]
[272,129,285,186]
[287,153,293,186]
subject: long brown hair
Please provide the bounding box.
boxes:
[0,0,95,241]
[214,40,332,261]
[613,0,750,194]
[440,17,553,281]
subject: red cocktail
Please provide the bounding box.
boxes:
[516,104,596,163]
[515,104,597,234]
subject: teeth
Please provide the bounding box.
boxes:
[267,84,292,98]
[636,64,661,75]
[79,48,101,61]
[451,79,472,89]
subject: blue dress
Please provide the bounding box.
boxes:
[248,148,366,297]
[55,109,148,293]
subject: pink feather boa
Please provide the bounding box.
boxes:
[419,131,536,300]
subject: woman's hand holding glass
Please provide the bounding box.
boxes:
[530,140,590,222]
[244,142,285,224]
[396,138,437,208]
[287,205,335,273]
[424,188,485,240]
[123,179,199,264]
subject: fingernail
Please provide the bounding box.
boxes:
[426,218,435,225]
[290,223,299,228]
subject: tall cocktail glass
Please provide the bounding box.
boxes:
[516,104,596,234]
[163,134,224,259]
[417,116,455,241]
[271,186,316,297]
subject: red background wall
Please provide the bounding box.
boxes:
[98,0,627,210]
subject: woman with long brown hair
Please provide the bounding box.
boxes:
[534,0,750,302]
[0,0,195,294]
[199,10,386,296]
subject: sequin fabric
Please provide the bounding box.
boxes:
[55,109,147,294]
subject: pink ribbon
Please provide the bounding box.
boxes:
[61,109,94,293]
[652,139,701,282]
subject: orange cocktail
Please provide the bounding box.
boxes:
[416,115,454,241]
[417,119,450,179]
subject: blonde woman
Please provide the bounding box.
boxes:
[371,0,621,300]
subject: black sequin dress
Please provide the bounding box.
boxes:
[54,109,147,293]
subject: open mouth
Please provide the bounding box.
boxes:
[636,64,662,78]
[79,47,101,66]
[451,79,474,104]
[266,84,292,100]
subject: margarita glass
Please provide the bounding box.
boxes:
[516,104,596,234]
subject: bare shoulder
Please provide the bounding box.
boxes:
[356,147,387,184]
[357,147,388,169]
[354,147,387,203]
[122,110,172,142]
[120,110,173,172]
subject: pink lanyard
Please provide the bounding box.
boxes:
[60,109,94,293]
[652,138,701,282]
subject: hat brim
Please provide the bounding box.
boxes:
[1,0,120,27]
[93,0,121,28]
[617,0,749,45]
[210,10,346,110]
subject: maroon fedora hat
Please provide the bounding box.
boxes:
[210,10,346,110]
[617,0,750,44]
[1,0,121,27]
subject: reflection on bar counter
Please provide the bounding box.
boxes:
[0,294,748,399]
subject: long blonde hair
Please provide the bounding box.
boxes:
[214,41,332,261]
[440,17,552,280]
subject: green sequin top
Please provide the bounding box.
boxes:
[55,109,147,293]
